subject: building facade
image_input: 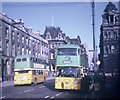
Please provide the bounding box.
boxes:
[99,2,120,75]
[0,13,49,81]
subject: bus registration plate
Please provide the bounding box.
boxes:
[64,86,71,89]
[18,76,26,80]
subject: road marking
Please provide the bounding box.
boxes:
[59,92,62,94]
[39,86,45,88]
[1,96,6,99]
[56,93,60,96]
[23,89,34,93]
[44,95,49,98]
[50,96,54,99]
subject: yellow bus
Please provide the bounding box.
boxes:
[55,44,88,90]
[14,55,47,85]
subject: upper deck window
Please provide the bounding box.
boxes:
[22,58,27,61]
[16,58,21,62]
[57,48,79,55]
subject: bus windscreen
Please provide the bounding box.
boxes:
[57,48,79,55]
[56,67,80,78]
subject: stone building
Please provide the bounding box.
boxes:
[0,13,49,81]
[99,2,120,75]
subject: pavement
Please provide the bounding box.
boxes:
[0,76,55,87]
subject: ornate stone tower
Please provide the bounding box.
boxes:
[99,2,120,75]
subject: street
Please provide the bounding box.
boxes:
[1,76,120,99]
[1,79,91,99]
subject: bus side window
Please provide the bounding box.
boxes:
[40,70,43,75]
[39,70,41,75]
[38,70,40,75]
[41,71,43,75]
[36,70,38,75]
[33,70,36,75]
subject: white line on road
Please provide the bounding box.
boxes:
[56,93,60,96]
[44,95,49,98]
[50,96,54,99]
[23,89,34,93]
[1,96,6,99]
[39,86,45,88]
[59,92,62,94]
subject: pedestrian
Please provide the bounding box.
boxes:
[100,72,106,92]
[81,73,91,93]
[93,73,101,98]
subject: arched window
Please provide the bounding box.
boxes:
[104,31,108,39]
[46,32,51,40]
[58,32,62,39]
[111,45,115,53]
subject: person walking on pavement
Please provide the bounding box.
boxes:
[93,73,101,98]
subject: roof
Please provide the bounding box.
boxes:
[104,2,117,12]
[44,26,63,39]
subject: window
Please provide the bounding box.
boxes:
[22,35,25,43]
[17,33,20,42]
[51,53,54,59]
[58,33,62,39]
[57,48,78,55]
[111,45,115,53]
[46,32,51,40]
[16,58,21,62]
[110,15,114,23]
[56,67,80,78]
[12,43,15,57]
[11,31,15,40]
[18,70,29,74]
[22,47,24,55]
[22,58,27,61]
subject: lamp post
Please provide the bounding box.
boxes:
[91,0,97,73]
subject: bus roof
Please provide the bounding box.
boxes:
[58,44,80,49]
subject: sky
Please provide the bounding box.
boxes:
[1,1,119,64]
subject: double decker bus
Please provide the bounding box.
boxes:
[14,55,47,85]
[55,44,88,90]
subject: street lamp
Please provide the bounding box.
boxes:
[91,0,97,73]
